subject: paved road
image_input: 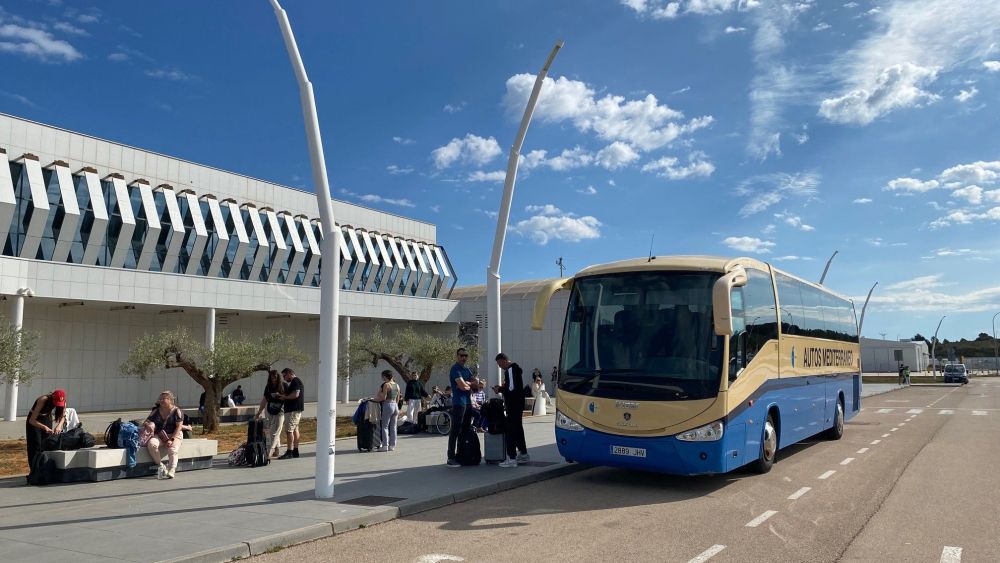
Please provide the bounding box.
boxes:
[256,380,1000,563]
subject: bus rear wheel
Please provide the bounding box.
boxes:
[753,415,777,474]
[824,400,844,440]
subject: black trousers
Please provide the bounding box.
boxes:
[447,404,473,460]
[504,399,527,458]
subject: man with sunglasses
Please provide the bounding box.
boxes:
[446,348,474,467]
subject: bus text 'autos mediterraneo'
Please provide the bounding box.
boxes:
[532,256,861,475]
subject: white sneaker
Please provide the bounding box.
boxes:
[516,453,530,463]
[167,467,176,479]
[498,458,518,468]
[156,463,167,480]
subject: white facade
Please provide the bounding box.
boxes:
[0,113,462,414]
[860,338,930,373]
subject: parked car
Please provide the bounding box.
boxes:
[943,364,969,384]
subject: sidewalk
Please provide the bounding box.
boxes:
[0,414,574,563]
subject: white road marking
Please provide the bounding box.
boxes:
[871,440,881,445]
[927,386,962,408]
[840,457,855,465]
[415,555,465,563]
[818,470,836,480]
[972,410,987,416]
[788,487,812,500]
[890,427,899,432]
[939,410,954,415]
[857,448,869,454]
[745,510,778,528]
[687,544,726,563]
[882,433,891,438]
[899,422,907,426]
[877,408,894,413]
[886,399,910,403]
[906,408,924,414]
[940,546,963,563]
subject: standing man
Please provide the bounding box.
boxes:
[494,353,528,467]
[404,371,429,423]
[446,348,473,467]
[278,368,304,459]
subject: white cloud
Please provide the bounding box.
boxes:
[725,26,746,33]
[952,185,983,204]
[884,177,940,193]
[641,151,715,180]
[476,208,499,219]
[773,210,815,231]
[939,160,1000,185]
[853,197,873,204]
[886,274,946,291]
[819,0,1000,125]
[954,86,978,103]
[735,172,820,216]
[145,68,193,81]
[774,255,814,261]
[865,279,1000,313]
[430,205,440,213]
[512,205,602,245]
[545,146,594,171]
[595,142,640,170]
[385,164,413,175]
[52,21,87,36]
[0,90,34,107]
[813,22,831,31]
[723,236,775,254]
[431,134,502,169]
[107,52,128,62]
[577,185,598,195]
[985,60,1000,72]
[762,224,776,235]
[467,170,506,183]
[443,102,467,113]
[867,237,908,248]
[356,194,416,208]
[392,136,415,145]
[843,2,858,7]
[931,247,977,257]
[0,21,82,62]
[503,73,712,151]
[930,206,1000,228]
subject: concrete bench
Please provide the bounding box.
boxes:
[184,406,256,425]
[40,439,219,483]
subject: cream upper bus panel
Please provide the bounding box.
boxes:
[575,256,733,278]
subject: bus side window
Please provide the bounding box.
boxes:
[729,288,746,380]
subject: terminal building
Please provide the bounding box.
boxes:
[0,113,463,416]
[860,338,930,373]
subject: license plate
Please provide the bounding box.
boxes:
[611,445,646,458]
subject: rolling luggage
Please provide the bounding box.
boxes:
[246,418,269,467]
[456,428,481,466]
[484,431,506,464]
[357,420,381,452]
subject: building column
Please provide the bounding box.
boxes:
[4,289,27,422]
[206,308,216,351]
[340,316,350,402]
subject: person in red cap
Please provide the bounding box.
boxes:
[26,389,68,484]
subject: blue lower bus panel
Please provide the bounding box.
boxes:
[555,426,739,475]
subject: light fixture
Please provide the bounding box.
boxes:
[266,314,292,320]
[59,302,84,308]
[158,309,185,315]
[110,305,135,312]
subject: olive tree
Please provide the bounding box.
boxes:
[341,325,476,383]
[120,327,309,432]
[0,315,39,385]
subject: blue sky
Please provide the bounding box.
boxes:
[2,0,999,341]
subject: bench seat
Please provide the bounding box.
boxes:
[41,439,219,483]
[183,406,256,424]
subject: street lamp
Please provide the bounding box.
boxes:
[992,311,999,375]
[268,0,340,499]
[486,41,563,389]
[931,315,945,382]
[857,281,877,336]
[819,250,839,285]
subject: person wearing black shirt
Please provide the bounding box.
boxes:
[493,353,528,467]
[278,368,304,459]
[232,385,245,406]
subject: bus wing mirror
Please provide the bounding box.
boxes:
[532,277,573,330]
[713,266,747,336]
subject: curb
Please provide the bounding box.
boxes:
[158,460,586,563]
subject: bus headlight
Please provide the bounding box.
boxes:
[676,420,724,442]
[555,410,584,432]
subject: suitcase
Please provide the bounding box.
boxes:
[484,431,506,464]
[357,420,381,452]
[246,419,269,467]
[456,428,481,466]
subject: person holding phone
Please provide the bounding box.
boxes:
[494,353,528,467]
[256,369,286,458]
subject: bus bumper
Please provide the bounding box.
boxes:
[555,426,731,475]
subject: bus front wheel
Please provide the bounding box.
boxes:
[824,399,844,440]
[753,414,777,474]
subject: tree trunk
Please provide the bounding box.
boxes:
[202,381,223,433]
[419,365,433,384]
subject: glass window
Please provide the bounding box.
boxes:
[799,285,825,338]
[68,174,90,264]
[5,162,26,256]
[776,273,803,335]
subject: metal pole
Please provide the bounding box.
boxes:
[341,316,350,402]
[486,41,563,389]
[206,307,216,351]
[818,250,839,285]
[992,311,999,375]
[857,281,877,336]
[4,291,26,422]
[931,315,945,381]
[269,0,340,499]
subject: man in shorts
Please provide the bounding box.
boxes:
[278,368,304,459]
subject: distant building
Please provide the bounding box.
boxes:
[860,338,929,373]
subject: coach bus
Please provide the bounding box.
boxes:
[532,256,860,475]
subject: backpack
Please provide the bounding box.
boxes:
[398,421,419,435]
[483,398,507,435]
[246,419,269,467]
[104,419,123,449]
[456,428,481,466]
[228,443,247,466]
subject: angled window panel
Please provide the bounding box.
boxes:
[224,199,249,279]
[410,241,432,297]
[78,168,108,265]
[201,195,230,277]
[16,154,48,260]
[432,245,455,298]
[358,229,381,292]
[242,204,269,281]
[399,239,423,295]
[386,236,409,295]
[179,191,209,275]
[345,226,366,291]
[373,233,395,293]
[155,184,185,273]
[299,216,321,287]
[420,242,441,298]
[0,149,16,250]
[45,161,81,263]
[281,212,306,284]
[129,179,160,270]
[337,225,353,288]
[262,208,288,283]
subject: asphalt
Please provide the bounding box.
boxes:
[252,381,997,563]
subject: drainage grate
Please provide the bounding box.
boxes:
[520,461,558,467]
[340,495,406,506]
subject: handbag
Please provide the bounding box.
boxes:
[138,423,155,447]
[266,400,284,416]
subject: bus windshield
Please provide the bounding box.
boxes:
[559,271,724,401]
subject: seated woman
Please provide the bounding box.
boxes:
[145,390,185,479]
[25,389,67,484]
[532,373,549,416]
